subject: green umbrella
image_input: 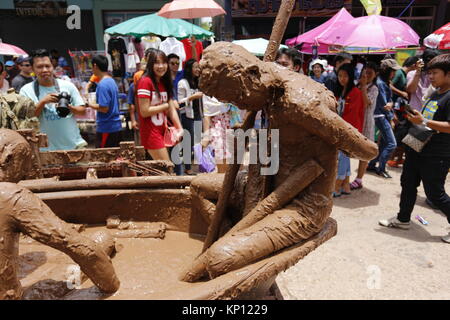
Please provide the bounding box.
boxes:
[104,13,213,39]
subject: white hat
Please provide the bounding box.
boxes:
[309,58,328,71]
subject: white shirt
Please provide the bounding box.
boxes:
[141,36,161,50]
[160,37,186,71]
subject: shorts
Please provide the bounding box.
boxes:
[96,131,122,148]
[337,151,351,180]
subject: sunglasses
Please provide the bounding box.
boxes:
[170,62,180,65]
[22,64,31,67]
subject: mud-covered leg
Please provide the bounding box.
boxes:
[0,183,120,300]
[204,196,329,279]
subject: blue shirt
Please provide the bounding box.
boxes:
[310,73,327,84]
[96,77,122,133]
[173,71,184,100]
[374,77,393,120]
[127,83,135,105]
[20,79,87,151]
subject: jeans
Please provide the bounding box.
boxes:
[397,149,450,224]
[337,151,351,180]
[180,113,202,172]
[369,116,397,172]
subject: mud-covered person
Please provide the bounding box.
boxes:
[19,49,88,151]
[379,53,450,244]
[86,55,123,148]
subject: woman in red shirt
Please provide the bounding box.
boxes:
[333,63,366,196]
[137,49,183,161]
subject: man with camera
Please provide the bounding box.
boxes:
[19,49,87,151]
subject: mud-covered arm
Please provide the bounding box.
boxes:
[288,98,378,161]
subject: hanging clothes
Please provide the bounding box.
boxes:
[141,35,162,50]
[159,37,186,71]
[181,37,204,63]
[133,38,145,60]
[108,37,127,77]
[104,33,113,73]
[125,37,140,74]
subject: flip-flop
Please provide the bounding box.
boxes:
[332,192,341,198]
[350,180,363,190]
[341,191,351,195]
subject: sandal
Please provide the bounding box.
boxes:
[350,179,363,190]
[332,192,341,198]
[341,190,351,195]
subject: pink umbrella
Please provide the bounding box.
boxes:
[319,15,419,49]
[0,43,27,56]
[286,8,354,47]
[158,0,226,19]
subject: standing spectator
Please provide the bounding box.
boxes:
[20,49,87,151]
[309,59,328,84]
[4,60,19,86]
[86,74,100,94]
[351,62,379,190]
[379,54,450,244]
[0,62,10,94]
[275,47,302,73]
[367,59,400,178]
[324,52,352,93]
[11,56,33,92]
[167,53,184,100]
[406,49,440,111]
[86,55,122,148]
[50,49,69,68]
[388,56,419,168]
[333,63,365,196]
[178,59,204,175]
[137,49,183,161]
[201,95,232,173]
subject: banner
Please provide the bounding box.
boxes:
[232,0,352,18]
[360,0,382,15]
[14,0,68,17]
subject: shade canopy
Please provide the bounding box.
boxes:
[0,43,27,56]
[104,13,213,39]
[319,15,419,48]
[158,0,226,19]
[424,22,450,50]
[232,38,288,56]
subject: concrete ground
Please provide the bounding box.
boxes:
[275,159,450,300]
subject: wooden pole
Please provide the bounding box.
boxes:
[201,0,297,253]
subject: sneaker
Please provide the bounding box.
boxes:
[387,160,399,168]
[377,170,392,179]
[442,233,450,243]
[379,217,411,230]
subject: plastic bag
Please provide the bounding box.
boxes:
[193,143,216,173]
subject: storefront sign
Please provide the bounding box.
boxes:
[14,0,68,17]
[232,0,352,17]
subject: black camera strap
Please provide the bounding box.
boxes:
[33,78,61,100]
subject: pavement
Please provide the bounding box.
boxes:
[275,159,450,300]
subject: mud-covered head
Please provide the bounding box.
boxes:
[199,42,273,111]
[0,129,32,183]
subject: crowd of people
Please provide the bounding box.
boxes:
[1,42,449,242]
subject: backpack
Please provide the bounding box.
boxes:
[0,88,40,130]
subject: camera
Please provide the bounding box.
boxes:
[56,91,71,118]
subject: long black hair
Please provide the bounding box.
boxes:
[183,59,199,89]
[361,61,379,87]
[334,63,355,98]
[144,49,173,100]
[0,61,4,74]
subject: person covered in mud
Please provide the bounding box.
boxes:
[180,42,378,282]
[0,128,120,299]
[19,49,88,151]
[136,49,183,161]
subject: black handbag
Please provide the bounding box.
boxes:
[401,124,434,153]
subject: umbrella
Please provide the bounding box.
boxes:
[0,43,27,56]
[158,0,226,19]
[104,13,213,39]
[424,22,450,50]
[286,8,354,47]
[319,15,419,49]
[232,38,288,57]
